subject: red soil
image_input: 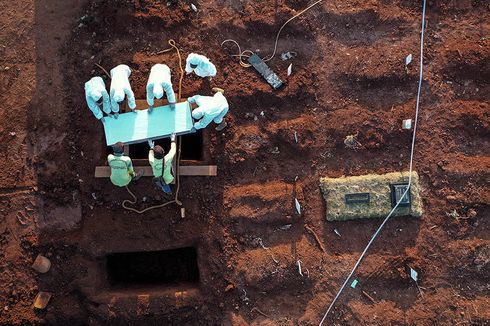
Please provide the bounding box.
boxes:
[0,0,489,324]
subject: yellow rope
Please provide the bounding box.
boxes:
[166,39,184,207]
[221,39,252,68]
[95,62,111,78]
[221,0,323,66]
[167,39,184,101]
[155,47,174,55]
[122,39,184,213]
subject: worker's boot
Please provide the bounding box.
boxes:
[215,121,227,131]
[162,183,172,194]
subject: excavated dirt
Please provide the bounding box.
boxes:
[1,0,489,325]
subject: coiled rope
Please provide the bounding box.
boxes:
[122,39,184,213]
[319,0,428,324]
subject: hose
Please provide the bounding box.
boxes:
[122,39,184,213]
[221,0,323,67]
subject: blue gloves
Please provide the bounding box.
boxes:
[148,139,155,149]
[146,64,176,107]
[185,53,217,77]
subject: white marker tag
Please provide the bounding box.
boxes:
[287,63,293,76]
[402,119,412,129]
[294,198,301,215]
[410,268,418,281]
[405,54,413,65]
[351,279,358,288]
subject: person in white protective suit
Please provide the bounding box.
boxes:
[85,76,114,122]
[110,64,136,113]
[146,64,177,112]
[185,53,217,78]
[189,90,229,131]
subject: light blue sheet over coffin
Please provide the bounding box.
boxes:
[103,101,195,146]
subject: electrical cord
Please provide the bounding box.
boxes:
[319,0,427,324]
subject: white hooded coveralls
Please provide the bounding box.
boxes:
[84,76,111,119]
[185,53,217,78]
[146,64,176,106]
[110,64,136,112]
[189,92,229,130]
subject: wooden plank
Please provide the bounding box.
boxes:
[126,99,170,111]
[180,165,217,176]
[95,165,217,178]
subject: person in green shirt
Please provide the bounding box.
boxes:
[107,142,142,187]
[148,133,176,194]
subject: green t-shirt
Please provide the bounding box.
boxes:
[149,142,176,184]
[107,154,133,187]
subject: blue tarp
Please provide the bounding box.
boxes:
[102,101,194,146]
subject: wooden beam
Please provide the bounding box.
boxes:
[95,165,217,178]
[126,99,176,111]
[180,165,217,176]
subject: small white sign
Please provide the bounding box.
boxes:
[294,131,298,143]
[287,63,293,76]
[351,279,358,288]
[410,267,418,281]
[402,119,412,129]
[405,54,413,65]
[294,198,301,215]
[190,3,198,12]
